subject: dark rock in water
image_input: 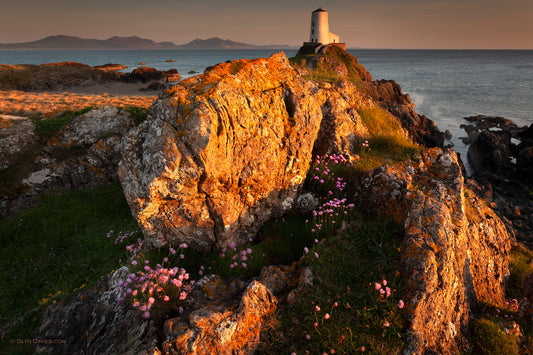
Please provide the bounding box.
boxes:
[444,130,453,140]
[461,115,533,247]
[468,130,513,178]
[93,63,128,72]
[126,66,164,83]
[41,61,92,68]
[188,70,197,74]
[163,68,180,82]
[517,147,533,178]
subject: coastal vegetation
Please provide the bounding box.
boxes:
[0,48,530,354]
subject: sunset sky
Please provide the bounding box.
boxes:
[1,0,532,49]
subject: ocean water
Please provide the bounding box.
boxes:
[1,48,532,165]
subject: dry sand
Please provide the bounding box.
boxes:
[0,82,159,117]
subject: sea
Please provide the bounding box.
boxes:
[1,48,532,169]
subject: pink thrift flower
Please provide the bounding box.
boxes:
[383,320,390,327]
[398,300,405,309]
[361,346,365,352]
[315,306,321,312]
[314,322,318,327]
[143,311,150,319]
[386,287,391,297]
[324,313,330,320]
[374,282,381,290]
[164,295,170,302]
[306,334,311,340]
[148,297,155,305]
[314,252,319,259]
[179,291,187,300]
[382,279,387,286]
[304,247,309,254]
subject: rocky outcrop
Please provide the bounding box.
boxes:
[118,52,369,252]
[0,107,135,218]
[360,148,511,354]
[36,263,300,354]
[364,79,445,148]
[0,115,37,171]
[124,67,181,84]
[35,267,159,355]
[461,115,533,247]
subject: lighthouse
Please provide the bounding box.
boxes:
[297,8,345,56]
[309,8,339,44]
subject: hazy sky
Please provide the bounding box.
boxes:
[1,0,532,49]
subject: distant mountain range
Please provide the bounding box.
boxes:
[0,35,297,50]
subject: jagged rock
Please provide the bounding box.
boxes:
[40,106,135,190]
[35,267,159,355]
[162,280,277,355]
[0,115,37,171]
[360,147,511,354]
[0,107,135,219]
[118,52,368,251]
[294,192,320,214]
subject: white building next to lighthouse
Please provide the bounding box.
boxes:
[297,8,346,56]
[309,8,339,44]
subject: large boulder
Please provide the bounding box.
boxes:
[360,148,511,354]
[118,52,368,251]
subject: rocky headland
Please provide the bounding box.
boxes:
[1,49,531,354]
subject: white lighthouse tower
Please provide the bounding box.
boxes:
[309,8,339,45]
[297,7,344,55]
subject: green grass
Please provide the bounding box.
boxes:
[120,106,149,126]
[508,243,533,300]
[472,318,520,355]
[33,107,92,139]
[353,106,421,172]
[0,182,139,353]
[257,216,407,354]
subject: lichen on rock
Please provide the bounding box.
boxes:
[119,52,368,251]
[361,148,511,354]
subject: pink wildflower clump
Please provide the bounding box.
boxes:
[308,154,356,236]
[117,242,192,319]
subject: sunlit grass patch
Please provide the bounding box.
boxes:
[352,106,420,173]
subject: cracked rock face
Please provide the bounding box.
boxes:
[361,148,511,354]
[119,52,368,251]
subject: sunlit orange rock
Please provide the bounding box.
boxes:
[119,52,368,251]
[361,148,511,354]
